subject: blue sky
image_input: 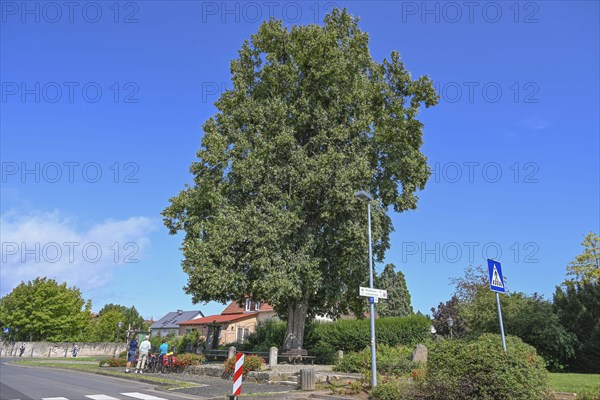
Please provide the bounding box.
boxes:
[1,1,598,321]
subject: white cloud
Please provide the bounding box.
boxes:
[518,118,550,131]
[0,210,156,296]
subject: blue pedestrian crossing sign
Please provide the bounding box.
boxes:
[487,259,506,293]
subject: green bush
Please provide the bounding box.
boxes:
[425,334,552,400]
[334,344,415,376]
[310,315,430,354]
[98,357,127,367]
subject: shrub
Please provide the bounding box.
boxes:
[224,354,265,377]
[174,353,206,368]
[425,334,552,400]
[310,315,430,353]
[370,377,423,400]
[98,357,127,367]
[578,388,600,400]
[245,320,286,352]
[334,344,415,376]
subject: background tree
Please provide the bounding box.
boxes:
[430,295,467,339]
[553,233,600,372]
[566,232,599,284]
[89,309,125,342]
[0,277,92,342]
[98,303,148,340]
[163,9,438,350]
[375,263,412,317]
[554,282,600,372]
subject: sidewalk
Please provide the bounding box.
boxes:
[133,363,360,399]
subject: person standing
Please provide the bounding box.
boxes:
[18,343,25,357]
[135,336,151,374]
[125,336,138,373]
[158,338,168,373]
[72,344,79,357]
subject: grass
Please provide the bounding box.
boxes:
[549,373,600,394]
[11,359,197,389]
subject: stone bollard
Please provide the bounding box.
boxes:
[228,346,236,359]
[269,346,278,369]
[300,368,316,391]
[412,343,428,364]
[337,350,344,361]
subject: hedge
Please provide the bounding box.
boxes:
[308,315,430,353]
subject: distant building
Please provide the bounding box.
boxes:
[150,310,204,337]
[178,299,277,349]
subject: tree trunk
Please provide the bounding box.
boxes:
[282,300,308,351]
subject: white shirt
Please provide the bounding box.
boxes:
[139,339,151,353]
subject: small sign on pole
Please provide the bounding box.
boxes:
[359,287,387,299]
[230,352,244,399]
[487,259,507,352]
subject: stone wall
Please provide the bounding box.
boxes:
[0,341,127,358]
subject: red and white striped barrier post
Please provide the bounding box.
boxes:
[230,352,244,399]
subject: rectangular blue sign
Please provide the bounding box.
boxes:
[487,259,506,293]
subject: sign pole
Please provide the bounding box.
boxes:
[487,259,507,353]
[495,292,507,353]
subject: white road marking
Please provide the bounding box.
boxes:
[42,398,70,400]
[121,393,168,400]
[85,395,121,400]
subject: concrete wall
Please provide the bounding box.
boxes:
[0,341,127,358]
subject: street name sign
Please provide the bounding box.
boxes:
[487,259,506,293]
[360,287,387,299]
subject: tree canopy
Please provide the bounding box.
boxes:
[162,9,438,349]
[566,232,599,284]
[0,277,91,342]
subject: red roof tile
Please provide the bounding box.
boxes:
[178,313,256,325]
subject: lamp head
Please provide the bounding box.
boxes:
[354,190,373,202]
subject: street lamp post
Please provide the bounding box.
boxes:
[447,316,454,340]
[354,190,377,388]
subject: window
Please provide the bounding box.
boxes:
[236,327,250,343]
[245,298,260,311]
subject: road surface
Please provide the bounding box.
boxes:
[0,359,197,400]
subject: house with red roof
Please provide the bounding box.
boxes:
[178,299,277,349]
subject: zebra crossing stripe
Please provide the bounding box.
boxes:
[120,393,168,400]
[85,395,120,400]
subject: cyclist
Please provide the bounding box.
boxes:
[158,339,168,373]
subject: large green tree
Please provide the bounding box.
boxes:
[375,263,412,317]
[0,277,92,342]
[163,9,438,350]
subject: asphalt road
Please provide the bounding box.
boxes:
[0,359,197,400]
